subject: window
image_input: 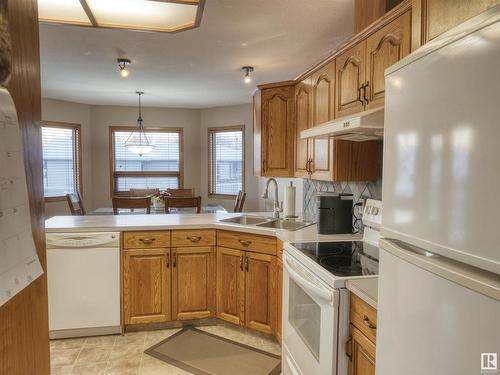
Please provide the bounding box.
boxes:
[208,126,244,197]
[110,127,183,194]
[42,122,82,200]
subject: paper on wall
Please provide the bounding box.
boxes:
[0,85,43,307]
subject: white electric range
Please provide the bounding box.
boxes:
[282,199,382,375]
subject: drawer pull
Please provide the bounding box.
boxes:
[240,256,244,271]
[363,315,376,329]
[139,238,156,244]
[186,236,202,242]
[239,239,252,246]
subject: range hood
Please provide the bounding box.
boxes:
[300,107,384,141]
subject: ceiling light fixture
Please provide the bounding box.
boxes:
[117,58,131,78]
[125,91,154,156]
[242,66,254,84]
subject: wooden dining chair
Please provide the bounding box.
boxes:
[112,196,151,215]
[66,192,85,216]
[166,188,194,198]
[233,190,246,213]
[129,188,159,197]
[164,196,201,214]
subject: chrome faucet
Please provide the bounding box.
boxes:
[261,178,282,219]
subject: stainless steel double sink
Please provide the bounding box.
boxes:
[219,215,315,231]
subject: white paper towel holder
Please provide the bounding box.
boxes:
[284,181,298,219]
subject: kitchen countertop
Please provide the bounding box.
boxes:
[346,278,378,309]
[45,212,362,243]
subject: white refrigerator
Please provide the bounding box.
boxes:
[378,5,500,375]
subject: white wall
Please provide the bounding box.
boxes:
[89,105,201,210]
[199,104,260,211]
[41,98,92,217]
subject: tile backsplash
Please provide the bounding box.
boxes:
[302,179,382,230]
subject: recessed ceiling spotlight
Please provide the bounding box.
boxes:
[117,58,131,78]
[242,66,254,84]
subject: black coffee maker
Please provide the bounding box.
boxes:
[317,194,353,234]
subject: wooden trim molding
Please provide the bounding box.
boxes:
[207,125,245,198]
[41,121,83,202]
[109,126,184,197]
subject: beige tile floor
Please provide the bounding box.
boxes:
[50,323,281,375]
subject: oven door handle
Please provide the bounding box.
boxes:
[285,258,334,304]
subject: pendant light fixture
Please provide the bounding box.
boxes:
[242,66,254,84]
[125,91,154,156]
[117,58,131,78]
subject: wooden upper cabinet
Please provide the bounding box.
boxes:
[216,247,245,325]
[311,61,336,180]
[253,90,262,176]
[412,0,500,50]
[245,251,276,335]
[294,76,313,178]
[123,248,171,325]
[336,42,366,118]
[366,10,411,109]
[171,246,216,321]
[254,82,295,177]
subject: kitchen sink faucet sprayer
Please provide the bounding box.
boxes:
[261,178,283,219]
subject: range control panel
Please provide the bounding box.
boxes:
[362,199,382,229]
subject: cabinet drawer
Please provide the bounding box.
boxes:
[217,230,277,255]
[172,229,216,247]
[350,293,377,343]
[122,231,170,249]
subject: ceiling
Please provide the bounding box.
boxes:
[40,0,354,109]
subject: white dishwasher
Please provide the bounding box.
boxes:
[46,232,121,339]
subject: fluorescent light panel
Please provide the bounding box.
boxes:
[38,0,92,26]
[38,0,202,33]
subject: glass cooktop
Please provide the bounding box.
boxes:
[290,241,379,277]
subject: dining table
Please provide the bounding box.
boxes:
[88,205,227,215]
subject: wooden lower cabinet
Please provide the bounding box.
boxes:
[347,325,376,375]
[216,247,245,325]
[245,252,277,334]
[172,246,216,320]
[123,248,171,325]
[347,294,377,375]
[216,246,277,334]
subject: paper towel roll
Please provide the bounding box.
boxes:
[284,182,296,218]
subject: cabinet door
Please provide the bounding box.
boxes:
[261,85,295,177]
[245,252,277,335]
[171,247,216,320]
[366,11,411,110]
[347,325,376,375]
[311,61,336,180]
[294,76,313,178]
[123,248,171,325]
[336,42,366,118]
[216,247,245,325]
[253,90,262,176]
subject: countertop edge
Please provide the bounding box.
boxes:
[346,278,378,309]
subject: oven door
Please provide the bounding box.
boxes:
[282,252,339,375]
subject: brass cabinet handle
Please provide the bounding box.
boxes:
[245,256,249,272]
[240,256,244,271]
[363,81,370,105]
[173,251,177,268]
[358,84,364,104]
[345,337,353,360]
[139,238,155,244]
[166,252,170,268]
[239,240,252,247]
[186,236,202,242]
[363,315,376,329]
[308,158,313,175]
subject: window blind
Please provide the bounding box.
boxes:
[111,129,182,193]
[209,128,244,196]
[42,125,80,198]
